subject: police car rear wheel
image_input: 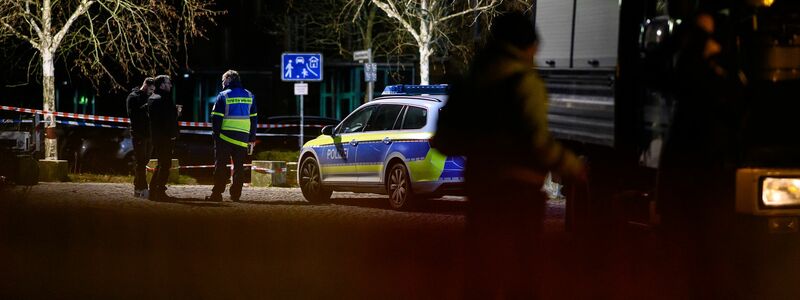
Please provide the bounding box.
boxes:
[387,163,414,210]
[300,157,332,203]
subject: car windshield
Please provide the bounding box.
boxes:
[338,106,376,134]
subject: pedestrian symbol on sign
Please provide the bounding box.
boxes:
[284,61,294,78]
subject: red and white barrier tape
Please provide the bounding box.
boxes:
[145,163,288,174]
[1,105,326,129]
[1,105,129,123]
[252,166,288,174]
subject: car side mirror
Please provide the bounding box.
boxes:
[321,125,334,136]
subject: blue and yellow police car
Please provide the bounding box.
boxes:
[298,84,465,209]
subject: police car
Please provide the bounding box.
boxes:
[298,84,465,209]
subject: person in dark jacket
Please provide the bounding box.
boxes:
[656,11,745,298]
[434,12,586,299]
[147,75,179,201]
[205,70,257,202]
[126,77,155,198]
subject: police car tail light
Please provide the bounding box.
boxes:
[382,84,449,95]
[762,177,800,207]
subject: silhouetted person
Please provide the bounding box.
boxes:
[147,75,179,201]
[434,12,586,299]
[656,11,745,298]
[126,77,155,199]
[205,70,257,202]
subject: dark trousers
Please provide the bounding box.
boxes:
[149,138,174,193]
[464,180,546,299]
[658,166,742,298]
[131,135,152,190]
[212,138,246,198]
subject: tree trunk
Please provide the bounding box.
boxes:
[364,6,376,49]
[419,44,431,85]
[419,0,431,85]
[42,50,58,160]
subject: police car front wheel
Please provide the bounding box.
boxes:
[300,156,332,203]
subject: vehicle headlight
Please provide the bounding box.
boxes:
[762,177,800,207]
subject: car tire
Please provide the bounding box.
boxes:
[387,162,415,210]
[300,156,332,203]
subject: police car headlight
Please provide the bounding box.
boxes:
[762,177,800,207]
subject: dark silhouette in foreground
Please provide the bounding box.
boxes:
[434,12,586,299]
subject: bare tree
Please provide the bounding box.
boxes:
[271,0,397,61]
[347,0,530,85]
[0,0,222,160]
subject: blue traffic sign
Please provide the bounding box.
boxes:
[281,53,323,81]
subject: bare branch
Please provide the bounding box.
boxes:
[51,0,95,52]
[343,0,530,83]
[0,1,40,48]
[372,0,421,43]
[1,21,40,50]
[437,0,501,24]
[9,0,44,39]
[2,0,223,92]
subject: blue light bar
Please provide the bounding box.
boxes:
[381,84,449,95]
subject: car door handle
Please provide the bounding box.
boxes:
[383,137,392,145]
[350,139,358,146]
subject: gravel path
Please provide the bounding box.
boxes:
[3,183,793,299]
[1,182,566,229]
[1,183,625,300]
[0,183,466,299]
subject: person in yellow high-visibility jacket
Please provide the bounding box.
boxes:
[206,70,257,202]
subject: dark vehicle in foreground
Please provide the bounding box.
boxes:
[536,0,800,296]
[535,0,800,230]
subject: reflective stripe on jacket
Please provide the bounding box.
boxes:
[211,84,258,148]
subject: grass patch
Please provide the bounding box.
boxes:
[68,173,199,185]
[68,173,133,183]
[176,175,198,185]
[253,150,300,163]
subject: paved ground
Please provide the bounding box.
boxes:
[0,183,689,299]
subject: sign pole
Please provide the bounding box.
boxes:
[293,81,309,149]
[353,49,375,102]
[367,48,374,102]
[281,53,321,150]
[299,81,304,150]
